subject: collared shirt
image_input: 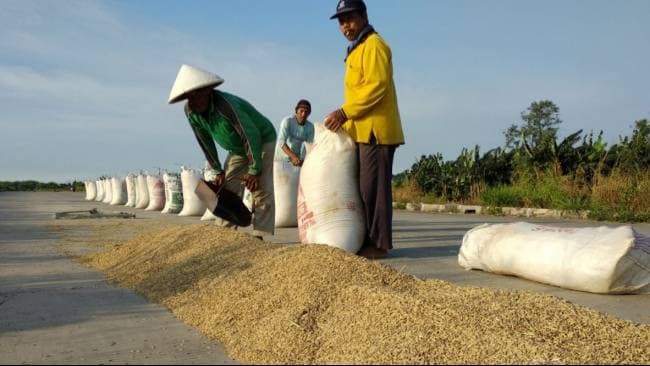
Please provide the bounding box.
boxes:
[275,115,315,161]
[341,32,405,145]
[185,91,277,175]
[346,24,376,61]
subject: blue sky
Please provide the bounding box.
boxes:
[1,0,648,182]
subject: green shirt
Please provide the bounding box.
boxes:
[185,91,277,175]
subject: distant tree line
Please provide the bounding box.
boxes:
[0,181,84,192]
[394,100,650,203]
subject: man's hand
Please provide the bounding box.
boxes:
[290,155,303,167]
[212,172,225,189]
[324,109,347,132]
[243,174,260,192]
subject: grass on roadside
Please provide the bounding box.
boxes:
[393,170,650,223]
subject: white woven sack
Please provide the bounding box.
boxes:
[110,177,127,205]
[200,165,220,221]
[178,167,206,217]
[459,222,650,294]
[162,173,184,214]
[94,180,104,202]
[135,174,149,209]
[102,179,113,204]
[297,124,365,253]
[125,175,137,207]
[145,175,165,211]
[243,188,253,212]
[274,159,300,228]
[85,181,97,201]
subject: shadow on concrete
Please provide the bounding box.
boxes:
[393,226,470,233]
[388,244,459,259]
[393,234,463,244]
[0,254,67,265]
[0,273,160,334]
[0,225,52,242]
[393,220,505,227]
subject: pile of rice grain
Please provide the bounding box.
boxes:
[77,223,649,364]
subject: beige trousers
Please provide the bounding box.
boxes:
[218,142,275,236]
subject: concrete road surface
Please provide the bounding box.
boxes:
[1,192,648,364]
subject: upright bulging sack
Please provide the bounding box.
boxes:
[110,177,127,205]
[162,173,184,214]
[135,174,149,209]
[274,159,300,228]
[94,180,104,202]
[178,167,206,217]
[102,179,113,204]
[125,174,137,207]
[297,124,365,253]
[145,175,165,211]
[458,222,650,294]
[85,181,97,201]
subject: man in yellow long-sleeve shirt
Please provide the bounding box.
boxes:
[324,0,405,259]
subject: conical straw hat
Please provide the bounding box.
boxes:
[168,64,224,104]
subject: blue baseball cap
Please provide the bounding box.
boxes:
[329,0,367,20]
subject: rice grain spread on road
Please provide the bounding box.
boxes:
[54,221,650,364]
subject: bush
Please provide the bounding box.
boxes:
[481,186,525,207]
[481,171,592,210]
[590,170,650,222]
[392,179,422,204]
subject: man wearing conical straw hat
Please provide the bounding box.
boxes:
[169,64,277,238]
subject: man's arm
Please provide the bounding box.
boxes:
[186,116,223,174]
[278,117,302,165]
[282,143,302,166]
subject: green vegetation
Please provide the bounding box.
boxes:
[0,181,84,192]
[393,100,650,222]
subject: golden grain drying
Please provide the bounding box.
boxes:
[53,221,650,364]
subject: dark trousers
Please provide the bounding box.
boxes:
[358,142,397,251]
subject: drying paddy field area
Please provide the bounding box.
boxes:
[1,192,649,364]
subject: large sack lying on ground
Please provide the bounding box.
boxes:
[102,179,113,204]
[94,179,104,202]
[135,174,149,209]
[145,175,165,211]
[178,167,206,217]
[125,174,137,207]
[297,124,365,253]
[162,173,183,214]
[110,177,127,205]
[274,159,300,228]
[85,181,96,201]
[458,222,650,294]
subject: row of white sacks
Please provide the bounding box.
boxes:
[83,168,214,217]
[85,164,303,224]
[84,168,265,221]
